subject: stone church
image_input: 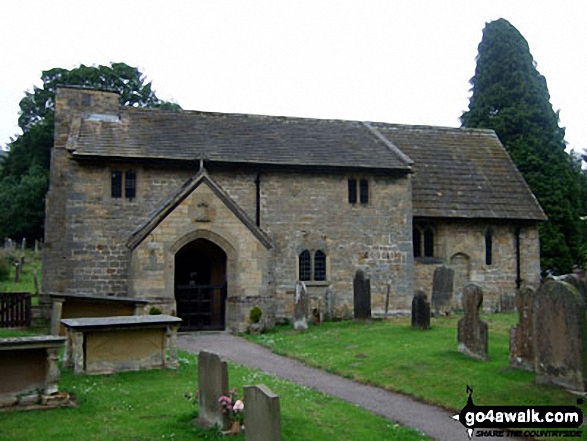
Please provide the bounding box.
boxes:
[42,87,546,332]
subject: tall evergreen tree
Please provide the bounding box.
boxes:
[462,18,584,273]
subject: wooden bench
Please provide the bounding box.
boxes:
[0,336,66,407]
[61,315,181,374]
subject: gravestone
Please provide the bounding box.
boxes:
[198,351,229,429]
[353,270,371,319]
[534,280,587,391]
[560,274,587,304]
[325,286,334,321]
[431,266,454,315]
[244,384,282,441]
[509,284,535,371]
[293,281,308,331]
[457,283,488,361]
[411,290,431,330]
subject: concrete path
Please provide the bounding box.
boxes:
[179,332,479,440]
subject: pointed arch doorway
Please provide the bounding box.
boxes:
[175,238,227,331]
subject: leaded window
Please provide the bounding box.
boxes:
[125,170,137,200]
[111,170,123,198]
[359,179,369,204]
[299,250,311,281]
[314,250,326,281]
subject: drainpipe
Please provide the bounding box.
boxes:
[255,172,261,227]
[515,225,521,289]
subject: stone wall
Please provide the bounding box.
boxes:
[262,170,414,317]
[415,219,541,311]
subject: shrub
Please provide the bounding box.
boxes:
[249,305,263,324]
[148,306,162,315]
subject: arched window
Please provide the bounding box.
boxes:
[314,250,326,281]
[299,250,311,281]
[485,228,493,265]
[413,223,434,258]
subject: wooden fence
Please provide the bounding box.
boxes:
[0,292,32,328]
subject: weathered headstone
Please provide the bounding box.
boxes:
[353,270,371,319]
[534,280,587,391]
[293,281,308,331]
[560,274,587,305]
[325,286,334,321]
[244,384,282,441]
[457,283,488,361]
[509,284,535,371]
[411,290,431,330]
[431,266,455,315]
[198,351,229,429]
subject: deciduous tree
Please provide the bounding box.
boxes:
[1,63,180,242]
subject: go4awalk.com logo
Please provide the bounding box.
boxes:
[452,386,583,439]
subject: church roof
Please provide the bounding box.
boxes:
[372,123,547,221]
[67,98,545,222]
[70,107,413,172]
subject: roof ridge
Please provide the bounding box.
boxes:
[362,122,413,166]
[372,121,497,136]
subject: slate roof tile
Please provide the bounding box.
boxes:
[73,108,412,171]
[372,123,546,221]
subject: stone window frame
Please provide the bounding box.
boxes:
[111,167,138,201]
[297,249,329,284]
[348,177,370,205]
[413,222,435,259]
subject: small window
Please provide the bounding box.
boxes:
[485,228,493,265]
[111,170,123,198]
[111,169,137,200]
[348,179,357,204]
[423,227,434,257]
[413,223,435,258]
[314,250,326,281]
[125,170,136,200]
[413,225,422,258]
[299,250,311,281]
[359,179,369,204]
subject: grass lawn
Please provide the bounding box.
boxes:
[0,249,42,304]
[0,348,430,441]
[246,313,586,415]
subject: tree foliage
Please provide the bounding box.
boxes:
[1,62,180,243]
[462,18,586,273]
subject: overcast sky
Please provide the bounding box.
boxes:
[1,1,586,157]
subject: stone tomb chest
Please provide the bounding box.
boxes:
[50,293,149,336]
[0,336,66,407]
[61,315,181,374]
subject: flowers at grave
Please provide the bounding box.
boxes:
[218,388,244,424]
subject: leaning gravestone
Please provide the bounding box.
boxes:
[509,284,535,371]
[244,384,282,441]
[457,283,488,361]
[293,281,308,331]
[353,270,371,319]
[198,351,229,429]
[534,280,587,391]
[411,290,431,330]
[431,266,454,315]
